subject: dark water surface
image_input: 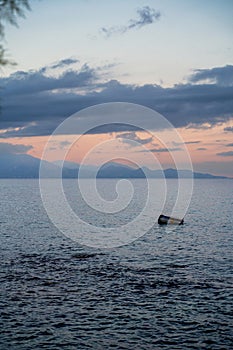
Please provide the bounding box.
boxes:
[0,179,232,349]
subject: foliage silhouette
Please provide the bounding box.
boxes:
[0,0,30,66]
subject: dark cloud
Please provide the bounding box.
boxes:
[226,143,233,147]
[101,6,160,37]
[173,140,200,146]
[217,151,233,157]
[97,79,233,128]
[0,63,233,138]
[224,126,233,132]
[189,65,233,87]
[196,147,207,151]
[0,63,96,96]
[140,147,181,153]
[59,140,72,149]
[50,58,79,69]
[60,140,71,147]
[185,141,201,144]
[116,131,153,145]
[0,142,32,155]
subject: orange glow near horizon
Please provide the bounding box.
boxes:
[1,122,233,176]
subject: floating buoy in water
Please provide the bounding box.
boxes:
[158,214,184,225]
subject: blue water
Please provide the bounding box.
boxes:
[0,179,232,349]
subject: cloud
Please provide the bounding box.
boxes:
[184,141,201,144]
[0,142,32,155]
[116,131,153,145]
[196,147,207,151]
[189,65,233,87]
[173,140,200,146]
[101,6,161,37]
[226,143,233,147]
[50,58,79,69]
[224,126,233,132]
[217,151,233,157]
[140,147,181,153]
[0,63,96,96]
[59,140,72,149]
[0,63,233,137]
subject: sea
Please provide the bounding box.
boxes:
[0,179,232,350]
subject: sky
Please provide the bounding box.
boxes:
[0,0,233,176]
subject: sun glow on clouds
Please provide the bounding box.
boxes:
[2,121,232,177]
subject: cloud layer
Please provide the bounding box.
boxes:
[0,61,233,138]
[189,65,233,87]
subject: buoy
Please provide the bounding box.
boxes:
[158,214,184,225]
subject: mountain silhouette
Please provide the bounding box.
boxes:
[0,154,229,179]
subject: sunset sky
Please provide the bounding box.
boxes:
[0,0,233,176]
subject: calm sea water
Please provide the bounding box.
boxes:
[0,179,232,349]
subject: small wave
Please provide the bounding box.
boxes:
[71,252,101,260]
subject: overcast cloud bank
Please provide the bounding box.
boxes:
[0,61,233,138]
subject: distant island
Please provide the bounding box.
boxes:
[0,153,230,179]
